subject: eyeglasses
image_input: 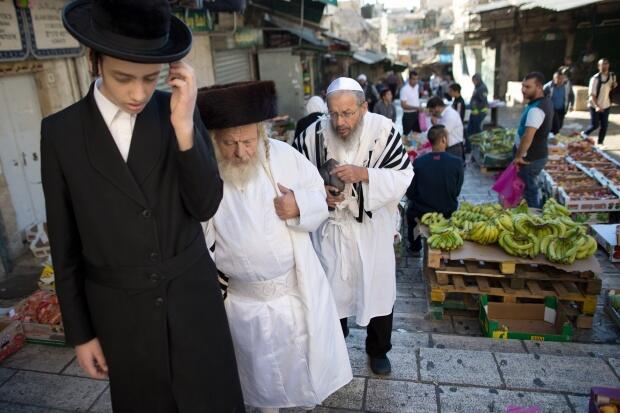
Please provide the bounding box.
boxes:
[329,106,361,120]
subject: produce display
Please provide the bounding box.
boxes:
[11,290,62,326]
[548,133,583,145]
[469,128,515,158]
[544,155,620,205]
[421,199,598,264]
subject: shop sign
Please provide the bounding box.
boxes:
[0,0,28,62]
[25,0,82,58]
[172,8,213,32]
[234,28,259,48]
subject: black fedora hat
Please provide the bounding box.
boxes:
[62,0,192,63]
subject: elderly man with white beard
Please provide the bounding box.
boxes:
[196,81,352,413]
[293,77,414,375]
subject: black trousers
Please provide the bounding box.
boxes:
[402,111,421,135]
[551,109,566,134]
[340,311,393,357]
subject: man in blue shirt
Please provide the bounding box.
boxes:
[543,71,574,134]
[514,72,554,208]
[406,125,464,254]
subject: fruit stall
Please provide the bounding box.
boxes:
[469,128,515,172]
[419,199,602,339]
[543,141,620,224]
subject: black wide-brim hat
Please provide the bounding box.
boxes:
[197,81,278,130]
[62,0,192,63]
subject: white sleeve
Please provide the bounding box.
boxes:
[525,107,545,129]
[364,166,413,212]
[286,149,329,232]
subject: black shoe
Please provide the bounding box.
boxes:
[370,356,392,375]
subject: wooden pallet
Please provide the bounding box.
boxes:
[427,247,518,274]
[433,261,602,294]
[424,267,598,315]
[426,247,599,284]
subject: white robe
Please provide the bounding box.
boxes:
[293,113,414,326]
[204,139,352,408]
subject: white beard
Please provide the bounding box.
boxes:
[213,142,265,189]
[325,118,365,158]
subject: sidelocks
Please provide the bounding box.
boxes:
[422,198,598,265]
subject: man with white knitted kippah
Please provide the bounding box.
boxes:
[294,77,414,375]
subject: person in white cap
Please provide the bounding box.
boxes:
[357,73,380,112]
[198,81,352,413]
[293,77,413,375]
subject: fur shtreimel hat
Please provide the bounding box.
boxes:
[62,0,192,63]
[197,81,278,130]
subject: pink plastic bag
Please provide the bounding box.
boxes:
[506,406,541,413]
[418,112,428,131]
[491,163,524,208]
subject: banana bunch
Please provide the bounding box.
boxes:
[471,203,502,218]
[429,220,451,234]
[542,198,571,218]
[498,231,540,258]
[469,221,500,245]
[496,213,514,233]
[421,212,447,226]
[541,227,598,264]
[451,210,488,223]
[513,214,566,239]
[427,227,464,251]
[510,199,530,215]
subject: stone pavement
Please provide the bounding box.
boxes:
[1,106,620,411]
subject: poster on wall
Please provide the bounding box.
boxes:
[0,0,28,62]
[25,0,82,58]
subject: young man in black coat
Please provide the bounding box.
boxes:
[406,125,464,254]
[41,1,244,411]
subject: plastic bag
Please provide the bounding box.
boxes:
[491,163,524,208]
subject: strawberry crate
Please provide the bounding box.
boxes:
[557,187,620,212]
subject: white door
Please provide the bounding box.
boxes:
[0,74,45,234]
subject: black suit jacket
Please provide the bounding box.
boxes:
[41,85,244,411]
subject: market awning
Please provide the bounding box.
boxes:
[352,50,388,65]
[264,14,328,48]
[471,0,604,13]
[249,0,327,24]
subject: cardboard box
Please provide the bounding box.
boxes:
[480,295,573,342]
[591,224,620,263]
[0,320,26,363]
[589,387,620,413]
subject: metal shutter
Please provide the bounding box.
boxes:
[213,49,251,84]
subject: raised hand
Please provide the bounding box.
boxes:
[168,61,197,150]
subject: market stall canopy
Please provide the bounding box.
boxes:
[472,0,605,13]
[352,50,388,65]
[263,14,328,48]
[249,0,327,24]
[314,0,338,5]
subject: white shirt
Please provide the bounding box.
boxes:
[436,105,464,146]
[589,73,616,109]
[93,78,136,162]
[515,106,545,149]
[400,82,420,112]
